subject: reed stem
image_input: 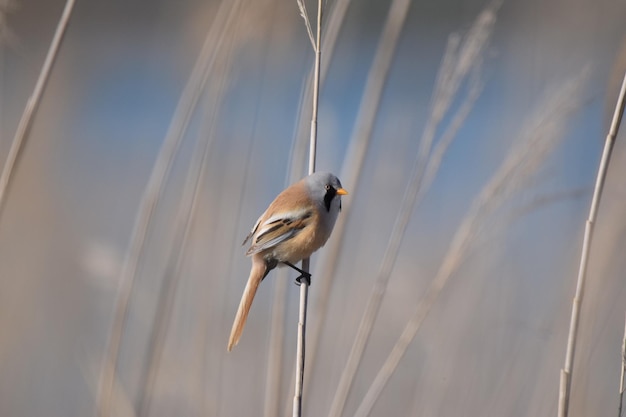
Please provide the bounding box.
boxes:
[0,0,75,216]
[558,70,626,417]
[293,0,322,416]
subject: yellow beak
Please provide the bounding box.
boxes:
[336,188,348,195]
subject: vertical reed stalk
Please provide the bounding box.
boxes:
[618,312,626,417]
[279,1,354,413]
[558,71,626,417]
[302,0,418,411]
[293,1,322,416]
[0,0,75,216]
[289,0,349,180]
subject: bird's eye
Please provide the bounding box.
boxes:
[325,184,331,191]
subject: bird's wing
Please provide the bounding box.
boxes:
[245,209,313,255]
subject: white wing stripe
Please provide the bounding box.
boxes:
[257,209,310,235]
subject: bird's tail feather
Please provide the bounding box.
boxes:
[227,259,267,351]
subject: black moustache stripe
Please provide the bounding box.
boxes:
[324,187,337,212]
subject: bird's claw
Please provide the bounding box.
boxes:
[295,272,311,286]
[282,261,312,286]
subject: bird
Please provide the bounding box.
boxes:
[227,171,348,351]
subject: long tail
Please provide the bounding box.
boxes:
[227,257,267,351]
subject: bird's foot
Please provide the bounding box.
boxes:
[282,261,312,286]
[295,272,311,286]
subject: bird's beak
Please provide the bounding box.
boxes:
[336,188,348,195]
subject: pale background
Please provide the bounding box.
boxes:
[0,0,625,416]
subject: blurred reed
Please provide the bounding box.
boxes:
[505,187,588,225]
[96,1,244,416]
[0,0,74,215]
[0,0,18,47]
[311,0,414,377]
[135,29,237,417]
[357,69,589,417]
[328,4,497,416]
[0,1,619,417]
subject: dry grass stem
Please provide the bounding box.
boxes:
[314,7,413,417]
[294,0,323,415]
[280,0,355,413]
[617,312,626,417]
[294,256,310,417]
[328,6,496,417]
[353,70,588,417]
[558,70,626,417]
[0,0,75,216]
[299,0,417,409]
[96,2,243,416]
[286,0,352,185]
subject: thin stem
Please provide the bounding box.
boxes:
[282,1,352,414]
[294,259,310,417]
[0,0,75,216]
[286,0,351,185]
[558,70,626,417]
[309,0,322,175]
[294,0,322,415]
[618,312,626,417]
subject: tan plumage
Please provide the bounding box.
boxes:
[227,256,266,351]
[227,172,347,351]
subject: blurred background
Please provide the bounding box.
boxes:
[0,0,625,416]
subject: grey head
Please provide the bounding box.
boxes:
[304,172,347,213]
